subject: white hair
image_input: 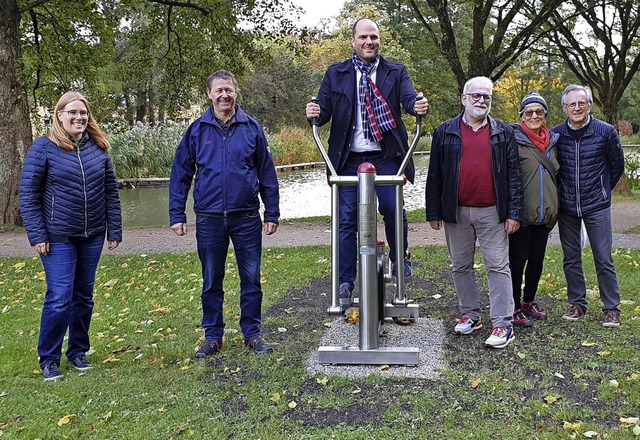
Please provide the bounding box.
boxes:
[463,76,493,94]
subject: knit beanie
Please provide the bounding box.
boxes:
[518,91,548,116]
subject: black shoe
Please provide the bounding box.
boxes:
[195,340,222,358]
[70,354,93,371]
[43,362,63,381]
[245,337,273,354]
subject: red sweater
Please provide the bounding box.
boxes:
[458,122,496,207]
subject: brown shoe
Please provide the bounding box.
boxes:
[562,304,586,321]
[602,310,621,327]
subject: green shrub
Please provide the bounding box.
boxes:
[109,122,187,178]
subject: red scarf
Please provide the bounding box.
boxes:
[519,121,549,153]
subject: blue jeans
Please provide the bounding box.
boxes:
[558,208,621,312]
[195,212,264,341]
[338,152,409,286]
[38,234,105,368]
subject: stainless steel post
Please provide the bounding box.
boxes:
[358,162,379,350]
[394,183,408,305]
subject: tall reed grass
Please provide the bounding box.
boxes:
[107,123,431,179]
[108,122,186,179]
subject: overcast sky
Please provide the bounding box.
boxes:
[289,0,345,28]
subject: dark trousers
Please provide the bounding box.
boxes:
[195,212,264,341]
[508,225,552,309]
[338,152,409,287]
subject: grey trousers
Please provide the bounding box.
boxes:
[444,206,514,328]
[558,208,621,312]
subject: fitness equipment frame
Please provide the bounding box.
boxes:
[311,97,424,365]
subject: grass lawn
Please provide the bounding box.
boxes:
[1,245,639,439]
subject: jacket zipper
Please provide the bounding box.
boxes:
[574,139,581,217]
[76,146,89,236]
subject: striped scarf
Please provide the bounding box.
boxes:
[352,53,396,142]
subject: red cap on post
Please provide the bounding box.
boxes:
[357,162,376,173]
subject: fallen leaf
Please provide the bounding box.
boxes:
[57,414,77,426]
[554,373,565,379]
[633,425,640,436]
[597,351,611,357]
[471,379,482,389]
[323,322,333,328]
[316,377,329,386]
[278,327,287,333]
[581,341,596,347]
[101,279,119,288]
[379,365,390,371]
[431,294,442,299]
[12,262,26,269]
[352,388,361,394]
[563,421,582,431]
[544,395,558,404]
[516,352,526,359]
[270,393,280,403]
[288,401,297,409]
[619,417,639,427]
[582,430,599,438]
[609,379,619,388]
[346,308,360,325]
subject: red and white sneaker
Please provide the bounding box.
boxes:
[484,326,515,349]
[454,317,483,335]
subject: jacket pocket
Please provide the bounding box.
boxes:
[600,175,608,200]
[50,193,55,220]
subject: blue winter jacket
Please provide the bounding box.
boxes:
[19,134,122,246]
[314,56,421,183]
[552,117,624,217]
[169,105,280,225]
[425,114,523,224]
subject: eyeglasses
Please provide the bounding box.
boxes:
[465,93,492,102]
[564,101,589,109]
[524,109,545,117]
[60,110,89,118]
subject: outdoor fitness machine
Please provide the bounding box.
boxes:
[310,96,424,366]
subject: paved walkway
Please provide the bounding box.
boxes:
[2,200,639,257]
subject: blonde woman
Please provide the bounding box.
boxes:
[19,91,122,381]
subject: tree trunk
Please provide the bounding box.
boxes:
[0,0,33,226]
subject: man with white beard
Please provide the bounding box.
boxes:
[426,76,523,349]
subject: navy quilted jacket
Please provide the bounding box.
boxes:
[19,134,122,246]
[552,117,624,217]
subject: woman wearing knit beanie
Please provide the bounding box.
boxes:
[509,91,559,327]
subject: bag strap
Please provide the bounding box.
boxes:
[526,146,557,187]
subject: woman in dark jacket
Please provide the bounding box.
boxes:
[19,91,122,381]
[509,91,559,327]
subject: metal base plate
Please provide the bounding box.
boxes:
[318,346,419,365]
[384,303,419,318]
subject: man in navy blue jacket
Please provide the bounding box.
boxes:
[170,70,280,357]
[305,18,428,307]
[553,84,625,327]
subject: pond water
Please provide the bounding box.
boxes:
[119,155,429,228]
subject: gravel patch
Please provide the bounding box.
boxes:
[306,316,447,379]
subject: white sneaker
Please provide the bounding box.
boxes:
[454,317,483,335]
[484,326,515,349]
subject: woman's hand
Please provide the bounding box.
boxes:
[34,242,49,256]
